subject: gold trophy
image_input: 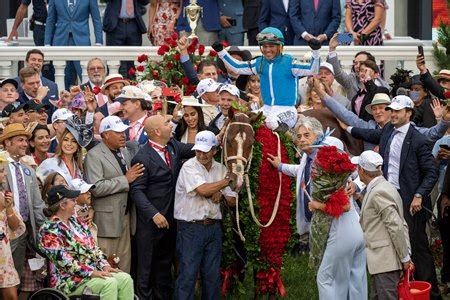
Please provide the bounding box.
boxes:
[184,0,203,40]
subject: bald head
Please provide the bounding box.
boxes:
[145,115,173,145]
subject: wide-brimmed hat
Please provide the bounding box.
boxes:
[181,96,212,107]
[101,74,129,92]
[116,85,152,103]
[65,115,93,148]
[365,93,391,114]
[0,123,32,143]
[434,69,450,81]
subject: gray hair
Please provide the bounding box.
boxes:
[293,115,323,141]
[87,57,106,70]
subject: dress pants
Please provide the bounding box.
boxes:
[10,221,31,278]
[371,270,401,300]
[135,222,176,300]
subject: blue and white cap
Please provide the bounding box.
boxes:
[192,130,218,152]
[99,115,129,134]
[386,95,414,111]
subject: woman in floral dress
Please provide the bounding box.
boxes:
[345,0,386,46]
[148,0,181,46]
[0,153,26,300]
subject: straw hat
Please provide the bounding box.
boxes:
[181,96,212,107]
[0,123,31,143]
[101,74,129,93]
[434,69,450,81]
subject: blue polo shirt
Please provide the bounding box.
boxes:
[22,0,47,23]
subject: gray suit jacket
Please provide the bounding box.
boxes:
[5,161,45,244]
[360,176,410,275]
[84,142,138,238]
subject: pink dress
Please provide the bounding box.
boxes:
[0,208,26,288]
[149,0,180,46]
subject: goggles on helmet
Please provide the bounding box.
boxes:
[256,33,284,45]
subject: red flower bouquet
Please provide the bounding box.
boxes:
[309,146,356,270]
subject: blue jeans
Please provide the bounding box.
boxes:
[175,221,222,300]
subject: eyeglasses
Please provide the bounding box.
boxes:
[88,66,105,72]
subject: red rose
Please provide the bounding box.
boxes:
[198,44,205,55]
[136,65,145,72]
[157,46,167,56]
[128,67,136,76]
[166,62,173,69]
[164,37,172,44]
[152,70,159,78]
[170,39,178,48]
[209,49,217,57]
[190,37,199,47]
[182,76,190,85]
[173,53,181,61]
[92,86,101,95]
[187,45,196,54]
[221,40,230,48]
[171,31,178,40]
[137,54,148,63]
[162,13,168,20]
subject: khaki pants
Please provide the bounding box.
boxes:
[98,215,131,273]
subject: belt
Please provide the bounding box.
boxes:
[118,18,135,24]
[179,218,219,225]
[34,21,46,26]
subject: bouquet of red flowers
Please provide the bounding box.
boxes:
[131,32,217,95]
[308,145,356,270]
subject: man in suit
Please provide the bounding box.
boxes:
[354,150,411,300]
[0,123,45,277]
[289,0,340,45]
[18,67,52,107]
[258,0,294,45]
[103,0,150,77]
[349,95,441,300]
[80,57,108,108]
[218,0,245,46]
[130,114,194,299]
[177,0,221,46]
[45,0,103,89]
[85,116,143,273]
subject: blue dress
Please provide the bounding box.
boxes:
[316,199,367,299]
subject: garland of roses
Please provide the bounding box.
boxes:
[221,124,297,297]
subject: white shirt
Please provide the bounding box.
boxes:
[282,0,289,12]
[174,157,236,222]
[148,140,167,162]
[7,158,27,215]
[387,122,410,189]
[128,113,147,142]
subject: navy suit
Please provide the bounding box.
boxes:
[130,139,194,299]
[103,0,149,34]
[289,0,341,45]
[258,0,294,45]
[351,123,441,299]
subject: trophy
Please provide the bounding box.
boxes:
[184,0,203,40]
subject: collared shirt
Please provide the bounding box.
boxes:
[387,122,410,189]
[119,0,135,18]
[282,0,289,12]
[128,113,147,142]
[354,91,365,116]
[201,104,221,126]
[365,175,384,196]
[148,140,167,162]
[174,157,236,222]
[8,158,27,216]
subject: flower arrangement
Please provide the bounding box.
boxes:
[309,146,356,270]
[130,32,218,95]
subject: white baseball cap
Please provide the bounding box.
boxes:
[351,150,383,172]
[99,115,129,134]
[319,62,334,75]
[219,84,240,97]
[192,130,218,152]
[70,178,95,193]
[322,136,344,151]
[196,78,221,96]
[386,95,414,111]
[51,108,74,124]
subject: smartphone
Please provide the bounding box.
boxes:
[228,19,237,26]
[439,144,450,150]
[418,45,424,56]
[337,33,353,45]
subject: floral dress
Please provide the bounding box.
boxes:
[346,0,384,45]
[38,216,109,295]
[149,0,180,46]
[0,208,26,288]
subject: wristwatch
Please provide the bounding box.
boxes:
[414,193,422,198]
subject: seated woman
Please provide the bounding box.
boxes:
[38,185,133,299]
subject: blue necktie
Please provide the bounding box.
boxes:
[383,129,398,180]
[303,156,313,222]
[12,162,30,222]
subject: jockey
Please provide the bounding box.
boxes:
[212,27,321,132]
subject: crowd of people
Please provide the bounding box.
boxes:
[0,1,448,300]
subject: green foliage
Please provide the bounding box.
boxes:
[433,21,450,72]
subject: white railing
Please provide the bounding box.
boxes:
[0,43,439,90]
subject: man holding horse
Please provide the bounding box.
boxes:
[174,130,236,299]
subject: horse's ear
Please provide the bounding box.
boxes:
[248,111,263,124]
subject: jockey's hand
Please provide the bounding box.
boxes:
[267,153,281,169]
[212,41,224,52]
[308,38,322,50]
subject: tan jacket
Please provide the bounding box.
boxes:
[360,176,410,275]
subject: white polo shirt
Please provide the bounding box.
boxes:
[174,157,236,222]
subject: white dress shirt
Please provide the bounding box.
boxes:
[7,158,27,215]
[387,122,410,189]
[174,157,236,222]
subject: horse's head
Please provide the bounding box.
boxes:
[223,111,262,192]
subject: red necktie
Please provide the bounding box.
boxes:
[150,142,172,168]
[314,0,319,11]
